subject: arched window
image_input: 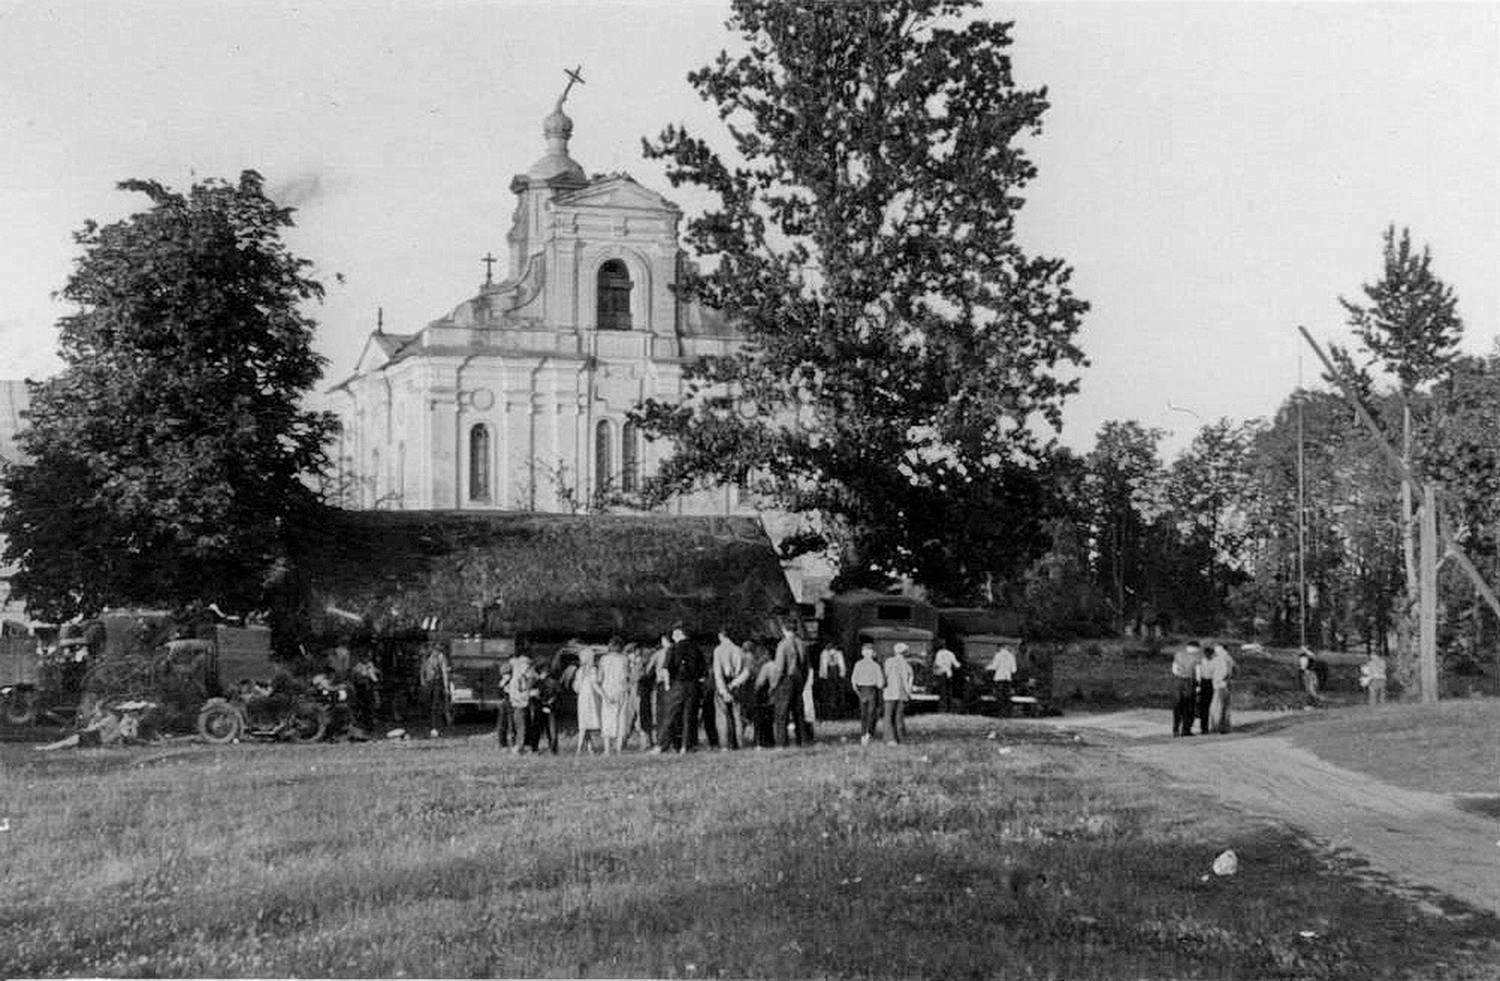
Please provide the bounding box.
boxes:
[469,424,491,501]
[621,421,641,493]
[595,420,613,496]
[596,259,633,330]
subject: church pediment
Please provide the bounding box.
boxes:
[555,176,680,215]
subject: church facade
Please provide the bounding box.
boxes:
[330,100,751,520]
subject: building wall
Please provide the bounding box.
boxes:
[0,379,31,619]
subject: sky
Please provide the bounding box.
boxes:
[0,0,1495,458]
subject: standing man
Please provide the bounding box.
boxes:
[1359,650,1387,706]
[418,642,451,739]
[1205,643,1235,734]
[851,643,884,745]
[932,642,960,714]
[712,628,750,750]
[816,643,848,719]
[1297,647,1323,708]
[504,650,535,752]
[772,621,809,747]
[988,643,1018,716]
[656,625,702,753]
[1193,642,1215,735]
[883,642,915,745]
[1170,642,1204,737]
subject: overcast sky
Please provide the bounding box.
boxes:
[1,0,1495,457]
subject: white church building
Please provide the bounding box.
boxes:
[327,90,845,601]
[329,95,752,520]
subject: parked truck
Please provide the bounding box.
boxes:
[937,607,1055,715]
[820,590,941,711]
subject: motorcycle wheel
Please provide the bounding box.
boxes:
[196,703,243,744]
[285,703,328,743]
[1,689,39,727]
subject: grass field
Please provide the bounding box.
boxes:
[3,715,1497,979]
[1268,698,1500,796]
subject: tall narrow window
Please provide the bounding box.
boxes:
[596,259,633,330]
[469,424,491,501]
[595,420,613,496]
[621,421,640,493]
[370,449,380,508]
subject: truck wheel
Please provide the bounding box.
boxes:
[285,704,327,743]
[2,690,38,727]
[197,703,243,744]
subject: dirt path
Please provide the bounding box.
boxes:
[1030,709,1500,916]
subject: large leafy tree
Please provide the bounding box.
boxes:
[1083,421,1165,634]
[634,0,1087,595]
[1,171,337,620]
[1163,418,1257,630]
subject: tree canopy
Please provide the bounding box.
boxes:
[633,0,1087,598]
[0,171,337,620]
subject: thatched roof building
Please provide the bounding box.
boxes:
[286,509,796,642]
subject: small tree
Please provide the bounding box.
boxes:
[1,171,337,620]
[634,0,1087,596]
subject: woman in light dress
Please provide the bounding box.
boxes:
[597,637,631,754]
[573,647,605,754]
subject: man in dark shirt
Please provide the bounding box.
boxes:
[656,625,701,753]
[772,622,809,747]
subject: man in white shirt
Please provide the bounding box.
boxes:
[1359,651,1387,706]
[711,629,750,750]
[932,644,960,714]
[988,645,1018,715]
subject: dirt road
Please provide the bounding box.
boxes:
[1033,709,1500,916]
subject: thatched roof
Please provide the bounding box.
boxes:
[286,509,796,642]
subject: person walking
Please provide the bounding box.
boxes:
[750,641,779,748]
[1359,651,1387,706]
[1205,644,1235,734]
[883,642,915,745]
[850,643,884,745]
[932,643,959,714]
[418,643,451,739]
[772,622,809,747]
[711,629,750,750]
[1170,642,1204,737]
[597,639,630,753]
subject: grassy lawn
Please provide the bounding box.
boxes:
[1268,698,1500,797]
[2,715,1497,979]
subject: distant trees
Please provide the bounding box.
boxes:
[0,171,337,620]
[634,0,1087,597]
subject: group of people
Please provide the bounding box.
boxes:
[485,622,936,754]
[488,623,817,754]
[1172,640,1394,735]
[1168,640,1235,736]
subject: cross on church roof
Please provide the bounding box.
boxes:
[556,65,585,111]
[481,252,497,286]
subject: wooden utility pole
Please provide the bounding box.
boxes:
[1420,484,1438,702]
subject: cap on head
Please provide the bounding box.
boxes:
[893,642,910,655]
